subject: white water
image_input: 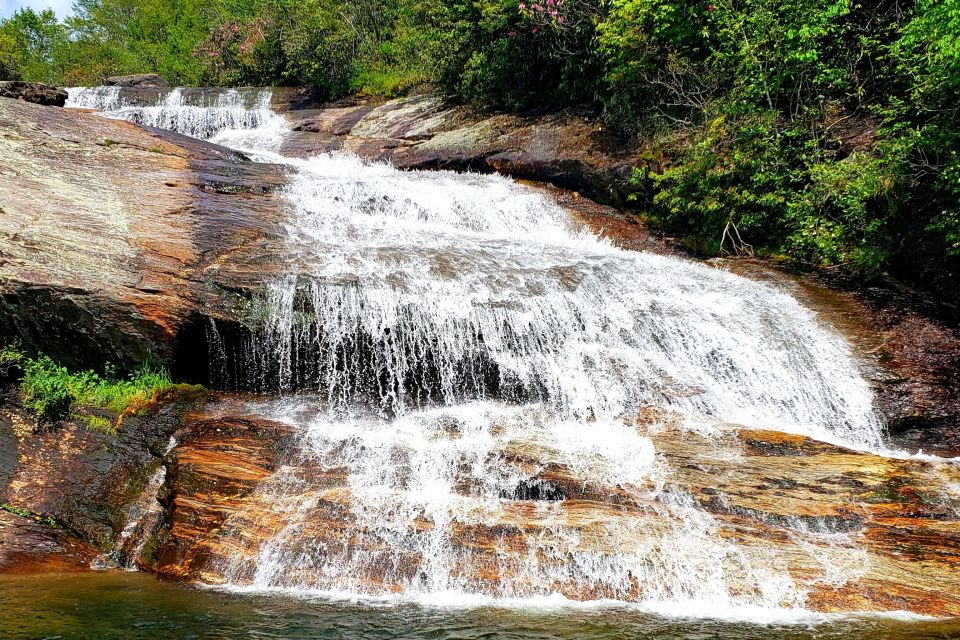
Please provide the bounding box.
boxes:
[66,86,286,143]
[67,86,926,617]
[220,153,884,451]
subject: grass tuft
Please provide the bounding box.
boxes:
[3,347,176,429]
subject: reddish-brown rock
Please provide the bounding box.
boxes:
[0,97,290,374]
[146,407,960,616]
[0,510,97,573]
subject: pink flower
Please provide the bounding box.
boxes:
[707,3,715,10]
[558,15,565,23]
[532,26,539,33]
[518,1,526,8]
[508,30,517,38]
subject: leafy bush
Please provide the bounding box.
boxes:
[21,356,73,423]
[4,348,175,429]
[646,112,908,272]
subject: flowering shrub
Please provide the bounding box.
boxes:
[194,18,273,86]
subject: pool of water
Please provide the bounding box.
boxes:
[2,572,960,639]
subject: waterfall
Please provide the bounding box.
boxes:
[216,154,884,450]
[66,85,125,111]
[65,86,287,144]
[69,88,895,612]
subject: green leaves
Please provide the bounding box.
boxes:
[6,348,175,428]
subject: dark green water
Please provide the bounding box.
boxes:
[2,572,959,640]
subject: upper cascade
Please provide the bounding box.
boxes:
[63,86,885,450]
[65,86,286,141]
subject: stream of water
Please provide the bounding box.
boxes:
[58,86,959,634]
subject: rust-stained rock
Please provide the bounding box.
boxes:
[149,414,294,579]
[0,510,97,573]
[0,97,290,373]
[146,407,960,616]
[0,385,206,552]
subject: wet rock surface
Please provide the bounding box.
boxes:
[0,87,957,608]
[0,386,206,552]
[0,81,67,107]
[0,510,97,573]
[0,97,290,373]
[144,406,960,616]
[149,412,295,579]
[105,74,170,88]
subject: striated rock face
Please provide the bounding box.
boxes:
[0,81,67,107]
[0,97,290,373]
[0,510,97,573]
[145,407,960,616]
[105,74,169,88]
[149,413,295,579]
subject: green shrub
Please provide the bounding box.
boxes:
[21,356,73,423]
[646,113,907,273]
[6,348,175,428]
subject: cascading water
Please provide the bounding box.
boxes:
[217,154,884,450]
[67,87,918,615]
[66,86,287,145]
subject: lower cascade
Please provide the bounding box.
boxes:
[64,86,959,615]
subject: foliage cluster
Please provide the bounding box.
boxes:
[1,502,59,527]
[0,0,442,96]
[1,0,958,287]
[0,347,174,430]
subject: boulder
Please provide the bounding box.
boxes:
[0,81,67,107]
[105,74,169,88]
[0,97,290,376]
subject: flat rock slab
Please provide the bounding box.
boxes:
[0,97,291,372]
